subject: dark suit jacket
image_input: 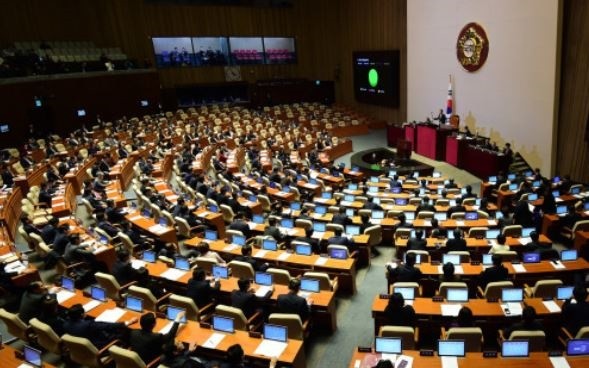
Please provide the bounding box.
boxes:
[478,265,509,288]
[231,290,257,318]
[388,264,423,283]
[229,220,251,238]
[187,279,219,308]
[327,235,353,247]
[41,224,57,244]
[277,292,310,322]
[562,300,589,335]
[112,260,141,286]
[332,214,351,226]
[19,291,46,323]
[263,226,283,242]
[63,318,125,349]
[407,238,427,251]
[234,255,266,272]
[384,304,416,327]
[445,238,467,252]
[447,205,467,217]
[130,323,179,364]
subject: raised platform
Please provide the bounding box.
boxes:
[350,148,435,177]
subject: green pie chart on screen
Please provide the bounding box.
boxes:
[368,68,378,87]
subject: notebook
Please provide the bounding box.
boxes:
[501,288,523,302]
[329,248,348,260]
[556,286,574,300]
[561,249,578,262]
[262,239,278,251]
[252,214,264,224]
[345,225,361,236]
[231,234,246,246]
[295,243,312,256]
[174,256,191,271]
[442,254,461,266]
[61,276,75,291]
[255,272,273,286]
[204,230,218,241]
[91,286,107,302]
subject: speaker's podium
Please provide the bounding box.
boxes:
[415,123,457,160]
[396,139,412,161]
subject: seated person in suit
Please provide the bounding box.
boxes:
[363,196,383,211]
[130,311,184,364]
[197,241,226,265]
[447,197,466,218]
[221,343,277,368]
[327,227,353,248]
[562,286,589,335]
[231,278,257,319]
[96,211,120,238]
[41,217,59,244]
[332,206,352,226]
[449,306,474,328]
[429,218,448,238]
[63,304,134,349]
[112,249,143,286]
[562,205,582,229]
[461,185,477,200]
[19,282,50,323]
[522,231,541,252]
[387,252,423,283]
[105,199,125,224]
[384,292,416,327]
[439,262,461,282]
[503,305,543,338]
[233,245,268,272]
[445,178,458,189]
[276,278,311,322]
[488,233,510,254]
[445,229,467,252]
[187,268,220,309]
[228,212,251,239]
[263,217,285,242]
[416,196,435,214]
[293,227,320,254]
[407,229,427,251]
[478,254,508,288]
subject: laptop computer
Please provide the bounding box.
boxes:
[561,249,578,261]
[212,265,229,279]
[557,286,574,300]
[373,197,381,205]
[315,206,327,215]
[204,230,218,241]
[391,187,402,194]
[166,305,187,323]
[553,176,561,183]
[313,222,326,233]
[232,234,246,247]
[482,254,493,266]
[255,272,273,286]
[508,183,518,191]
[507,173,516,181]
[465,212,478,220]
[212,315,234,333]
[248,195,257,203]
[437,339,466,357]
[174,256,191,271]
[446,288,469,303]
[522,252,541,263]
[488,176,497,184]
[348,183,358,190]
[501,340,530,357]
[370,176,379,183]
[61,276,75,292]
[346,208,355,217]
[158,217,167,227]
[321,192,332,199]
[501,288,524,302]
[389,170,397,177]
[521,227,535,237]
[264,323,288,343]
[369,186,379,193]
[372,210,385,219]
[295,243,312,256]
[143,250,156,263]
[141,208,152,218]
[567,339,589,356]
[556,205,567,216]
[434,212,447,221]
[328,248,348,260]
[252,214,264,224]
[290,202,301,211]
[23,345,43,367]
[486,229,501,239]
[571,187,582,195]
[375,337,402,354]
[584,202,589,211]
[262,239,278,251]
[208,205,218,213]
[91,286,107,302]
[393,287,415,301]
[344,194,355,202]
[280,218,294,228]
[395,198,408,206]
[300,278,320,293]
[527,193,538,201]
[345,225,361,236]
[125,295,143,312]
[405,212,415,222]
[442,254,461,266]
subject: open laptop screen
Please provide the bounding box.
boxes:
[561,249,578,262]
[501,340,530,357]
[295,243,312,256]
[212,265,229,279]
[174,256,191,271]
[262,239,278,251]
[205,230,218,241]
[329,248,348,260]
[24,345,42,367]
[442,254,461,266]
[166,306,187,323]
[212,315,234,333]
[446,288,469,303]
[557,286,574,300]
[143,250,156,263]
[438,340,466,357]
[264,323,287,342]
[300,278,320,293]
[567,339,589,356]
[375,337,402,354]
[61,276,75,291]
[91,286,107,302]
[394,287,415,300]
[313,222,326,232]
[125,295,143,312]
[522,252,541,263]
[501,288,524,302]
[232,234,246,246]
[255,272,273,286]
[345,225,360,235]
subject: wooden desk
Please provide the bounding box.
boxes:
[51,182,76,217]
[0,343,57,368]
[574,231,589,258]
[125,210,178,244]
[64,157,97,195]
[193,208,226,239]
[13,163,47,196]
[109,156,137,191]
[0,187,23,242]
[60,291,305,368]
[348,350,589,368]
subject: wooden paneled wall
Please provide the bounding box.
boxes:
[556,0,589,182]
[1,0,407,122]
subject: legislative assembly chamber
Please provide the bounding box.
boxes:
[0,1,588,367]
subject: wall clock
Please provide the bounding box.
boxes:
[224,66,242,81]
[456,22,489,72]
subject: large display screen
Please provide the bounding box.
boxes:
[152,37,194,67]
[192,37,229,66]
[353,50,400,107]
[263,37,296,64]
[229,37,264,65]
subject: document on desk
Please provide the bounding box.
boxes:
[455,221,465,226]
[277,252,291,261]
[441,356,458,368]
[83,300,102,312]
[380,353,397,362]
[487,220,498,226]
[148,224,167,234]
[254,339,287,357]
[549,356,571,368]
[315,256,328,266]
[223,244,238,252]
[422,220,432,227]
[129,215,142,221]
[247,222,258,230]
[512,264,527,273]
[160,268,187,281]
[551,260,566,270]
[55,289,76,303]
[502,302,523,316]
[441,304,462,317]
[254,250,268,258]
[131,260,146,269]
[197,211,210,218]
[543,300,562,313]
[18,363,36,368]
[95,307,126,323]
[4,260,26,273]
[518,237,532,245]
[395,355,413,368]
[202,332,225,349]
[255,285,273,298]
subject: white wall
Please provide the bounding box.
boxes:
[407,0,560,175]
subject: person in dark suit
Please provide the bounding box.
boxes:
[541,185,557,214]
[387,252,423,283]
[187,268,220,309]
[63,304,132,349]
[445,229,467,252]
[562,287,589,335]
[478,254,509,288]
[105,199,125,224]
[447,198,466,218]
[445,178,458,189]
[231,278,257,319]
[439,262,461,282]
[363,196,383,210]
[220,344,277,368]
[461,185,477,200]
[130,311,184,364]
[332,207,351,226]
[228,212,251,239]
[407,229,427,251]
[96,211,120,237]
[38,182,54,208]
[327,227,353,248]
[40,217,59,244]
[416,196,435,214]
[293,228,320,254]
[277,279,311,322]
[503,306,543,338]
[263,217,284,242]
[429,218,448,238]
[384,292,416,327]
[21,217,42,236]
[233,245,268,272]
[19,282,49,323]
[112,250,143,286]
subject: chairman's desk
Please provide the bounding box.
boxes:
[60,290,305,368]
[394,234,552,254]
[184,236,359,295]
[348,350,589,368]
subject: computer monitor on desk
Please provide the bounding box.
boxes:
[255,272,273,286]
[24,345,43,367]
[262,239,277,251]
[501,288,523,302]
[375,337,402,354]
[437,339,466,357]
[501,340,529,357]
[264,323,288,342]
[212,315,234,333]
[125,295,143,312]
[567,339,589,356]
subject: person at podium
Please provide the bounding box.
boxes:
[436,109,447,125]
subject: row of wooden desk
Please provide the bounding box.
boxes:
[60,289,305,368]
